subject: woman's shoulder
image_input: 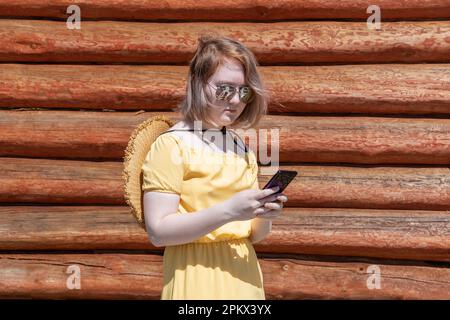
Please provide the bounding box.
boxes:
[160,121,192,140]
[153,132,183,150]
[152,130,186,153]
[160,121,208,151]
[151,128,185,151]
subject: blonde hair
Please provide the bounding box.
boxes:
[174,35,269,129]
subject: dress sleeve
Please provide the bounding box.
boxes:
[141,134,184,194]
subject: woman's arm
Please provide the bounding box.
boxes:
[250,218,272,244]
[144,188,286,247]
[143,191,233,247]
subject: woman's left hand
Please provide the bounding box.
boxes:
[254,193,288,219]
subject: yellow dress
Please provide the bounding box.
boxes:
[141,132,265,300]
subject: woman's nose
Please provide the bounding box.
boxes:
[229,91,241,105]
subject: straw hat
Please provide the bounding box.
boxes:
[122,114,174,229]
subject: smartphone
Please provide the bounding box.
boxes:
[262,170,297,194]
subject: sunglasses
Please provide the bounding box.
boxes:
[207,82,254,104]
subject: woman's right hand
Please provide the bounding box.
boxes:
[222,186,281,222]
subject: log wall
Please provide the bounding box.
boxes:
[0,1,449,299]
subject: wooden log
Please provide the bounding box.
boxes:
[0,253,163,299]
[1,64,449,115]
[0,1,449,21]
[258,208,450,262]
[0,206,448,262]
[1,111,450,165]
[0,157,449,210]
[0,19,450,64]
[0,253,448,299]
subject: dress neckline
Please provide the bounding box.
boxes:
[165,133,249,158]
[161,127,249,156]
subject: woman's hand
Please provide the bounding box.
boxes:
[222,186,283,222]
[254,193,288,220]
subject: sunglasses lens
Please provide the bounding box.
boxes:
[215,84,254,103]
[239,86,254,103]
[216,85,236,101]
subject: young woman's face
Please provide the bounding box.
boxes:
[204,57,248,128]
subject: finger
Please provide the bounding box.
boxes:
[256,186,280,200]
[276,195,288,202]
[260,193,282,204]
[255,207,271,216]
[260,192,285,205]
[264,202,283,210]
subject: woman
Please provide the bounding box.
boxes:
[141,35,288,299]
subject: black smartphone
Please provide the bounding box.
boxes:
[262,170,297,194]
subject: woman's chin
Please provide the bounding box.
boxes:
[220,118,235,125]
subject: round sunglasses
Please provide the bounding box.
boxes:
[207,82,254,104]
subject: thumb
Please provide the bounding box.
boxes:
[256,186,280,199]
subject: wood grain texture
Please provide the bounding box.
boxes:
[1,111,450,164]
[1,157,449,210]
[1,64,449,115]
[0,253,448,299]
[0,0,449,21]
[0,0,448,302]
[0,206,448,262]
[0,19,449,64]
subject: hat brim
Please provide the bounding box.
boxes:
[123,115,174,229]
